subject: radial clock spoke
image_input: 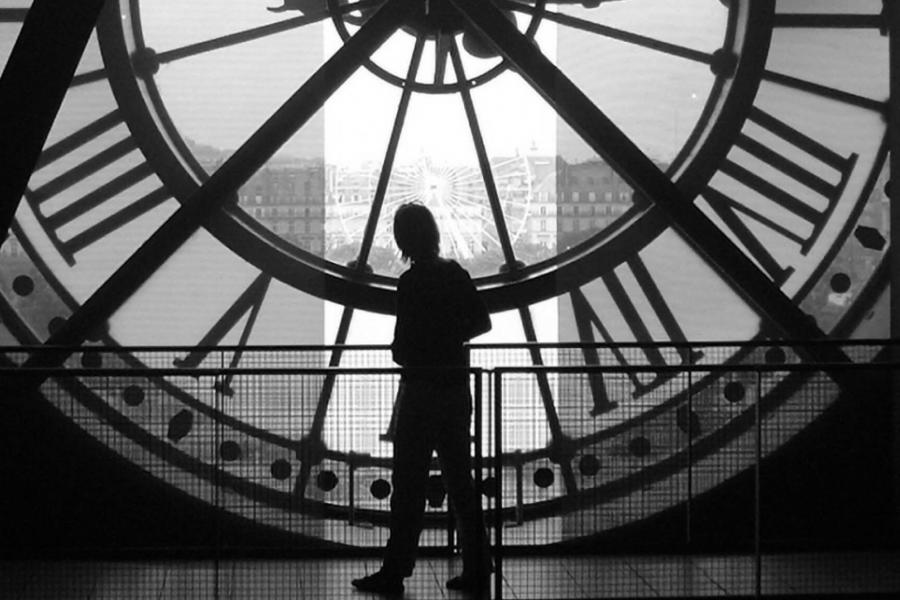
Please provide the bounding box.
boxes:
[448,39,519,271]
[449,0,856,376]
[69,69,112,89]
[501,0,716,66]
[21,0,411,375]
[150,0,383,67]
[117,1,386,87]
[434,32,451,85]
[355,35,425,268]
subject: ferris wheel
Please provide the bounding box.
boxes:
[329,154,534,271]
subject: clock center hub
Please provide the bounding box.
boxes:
[403,0,468,37]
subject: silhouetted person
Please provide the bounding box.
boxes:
[352,203,492,596]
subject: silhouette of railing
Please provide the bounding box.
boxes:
[1,340,896,598]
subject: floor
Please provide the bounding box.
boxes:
[1,553,899,599]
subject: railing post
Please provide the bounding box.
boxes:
[888,0,900,530]
[686,366,693,547]
[493,369,503,600]
[473,370,483,494]
[214,353,224,597]
[472,368,486,590]
[348,460,357,527]
[755,369,762,599]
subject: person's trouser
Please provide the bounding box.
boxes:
[382,379,490,577]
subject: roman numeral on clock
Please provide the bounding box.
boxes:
[701,107,858,284]
[569,256,702,412]
[174,273,272,396]
[24,110,172,265]
[773,10,886,31]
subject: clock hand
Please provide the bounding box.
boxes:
[447,0,858,379]
[448,39,520,269]
[499,0,717,66]
[20,0,412,376]
[150,1,385,68]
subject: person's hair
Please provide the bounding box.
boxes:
[393,203,440,262]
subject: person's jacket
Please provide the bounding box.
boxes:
[391,258,491,384]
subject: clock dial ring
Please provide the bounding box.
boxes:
[9,151,890,468]
[5,231,873,537]
[1,0,892,544]
[7,132,889,513]
[0,337,863,534]
[1,154,890,542]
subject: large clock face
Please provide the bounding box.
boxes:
[0,0,890,545]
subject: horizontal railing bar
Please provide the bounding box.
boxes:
[490,362,898,374]
[1,366,472,377]
[1,337,897,354]
[1,362,896,378]
[467,338,899,350]
[0,344,395,353]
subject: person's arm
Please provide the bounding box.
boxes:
[391,276,411,365]
[458,268,491,341]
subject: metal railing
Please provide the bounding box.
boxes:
[1,340,897,598]
[488,358,894,599]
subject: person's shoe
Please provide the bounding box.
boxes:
[351,569,405,595]
[446,572,490,593]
